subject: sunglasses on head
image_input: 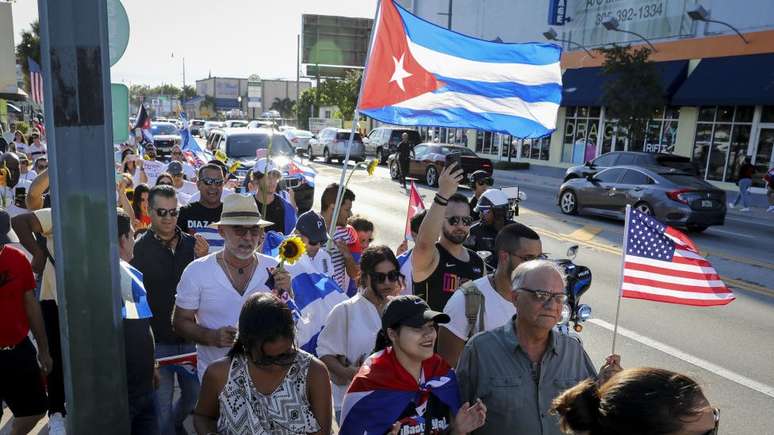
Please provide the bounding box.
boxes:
[230,226,263,237]
[372,270,403,283]
[252,347,298,367]
[154,207,179,217]
[476,178,493,186]
[200,177,224,186]
[446,216,474,226]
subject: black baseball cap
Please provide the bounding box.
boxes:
[381,295,450,330]
[167,161,184,176]
[294,210,328,244]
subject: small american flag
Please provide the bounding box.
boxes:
[28,58,44,105]
[621,207,735,306]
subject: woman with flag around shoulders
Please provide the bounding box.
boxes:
[339,295,487,435]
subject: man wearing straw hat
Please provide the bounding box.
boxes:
[172,194,293,379]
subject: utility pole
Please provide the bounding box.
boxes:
[37,0,129,433]
[296,34,301,123]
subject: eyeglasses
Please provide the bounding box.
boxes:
[446,216,474,226]
[252,348,298,367]
[230,226,264,237]
[517,287,567,305]
[511,253,548,262]
[154,207,179,217]
[200,177,224,186]
[705,408,720,435]
[372,270,403,283]
[476,178,493,186]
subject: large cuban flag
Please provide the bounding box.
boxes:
[359,0,562,138]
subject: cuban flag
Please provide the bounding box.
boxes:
[340,348,460,435]
[119,261,153,320]
[359,0,562,138]
[287,158,318,188]
[285,258,348,355]
[132,104,154,145]
[179,112,212,166]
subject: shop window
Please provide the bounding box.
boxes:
[761,106,774,123]
[691,106,754,184]
[638,106,680,153]
[562,106,601,163]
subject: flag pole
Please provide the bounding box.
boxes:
[327,0,382,248]
[611,204,632,355]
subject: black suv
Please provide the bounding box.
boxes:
[364,127,421,164]
[563,151,698,182]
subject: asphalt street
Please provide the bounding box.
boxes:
[306,157,774,435]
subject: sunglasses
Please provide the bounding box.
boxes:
[252,348,298,367]
[372,270,403,283]
[517,287,568,305]
[154,207,179,217]
[476,178,494,186]
[230,226,263,237]
[446,216,474,226]
[200,177,224,186]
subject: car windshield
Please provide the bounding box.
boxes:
[151,124,177,135]
[230,121,248,128]
[226,134,293,158]
[291,130,313,138]
[335,132,363,141]
[661,174,713,188]
[439,146,477,156]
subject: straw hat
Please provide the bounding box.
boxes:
[211,194,273,227]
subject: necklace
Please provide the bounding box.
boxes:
[222,251,256,275]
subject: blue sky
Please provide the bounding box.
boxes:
[11,0,377,86]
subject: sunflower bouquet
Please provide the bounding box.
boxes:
[277,235,306,270]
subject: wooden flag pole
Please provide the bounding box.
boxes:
[611,204,632,355]
[327,0,382,249]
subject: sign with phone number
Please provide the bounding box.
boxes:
[565,0,692,47]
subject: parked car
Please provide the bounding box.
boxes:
[563,151,698,182]
[224,120,248,129]
[149,122,181,160]
[557,165,726,232]
[284,129,313,151]
[364,127,422,164]
[209,128,315,212]
[201,121,225,139]
[387,143,493,187]
[307,128,366,164]
[247,120,275,129]
[190,119,206,137]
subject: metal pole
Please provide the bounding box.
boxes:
[296,34,301,123]
[38,0,129,432]
[447,0,453,29]
[611,204,632,355]
[327,0,381,243]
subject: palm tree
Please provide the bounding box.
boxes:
[270,97,294,118]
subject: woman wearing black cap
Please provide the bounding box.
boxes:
[339,295,487,435]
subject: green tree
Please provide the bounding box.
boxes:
[270,97,295,118]
[181,85,196,101]
[598,45,665,151]
[15,21,41,92]
[199,95,216,119]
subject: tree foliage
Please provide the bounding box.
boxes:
[293,70,362,128]
[598,45,665,149]
[15,21,41,91]
[270,97,295,118]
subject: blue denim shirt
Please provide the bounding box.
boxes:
[457,317,597,435]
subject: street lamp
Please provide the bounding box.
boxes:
[686,4,749,44]
[543,28,595,58]
[601,17,658,52]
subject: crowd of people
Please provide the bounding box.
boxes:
[0,132,723,435]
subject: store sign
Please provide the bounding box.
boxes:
[563,0,692,47]
[215,79,240,99]
[247,82,262,109]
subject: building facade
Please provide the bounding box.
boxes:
[196,76,311,119]
[395,0,774,191]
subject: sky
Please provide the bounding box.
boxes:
[11,0,377,87]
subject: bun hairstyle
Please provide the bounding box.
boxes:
[552,368,706,435]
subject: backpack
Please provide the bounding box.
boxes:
[461,280,486,339]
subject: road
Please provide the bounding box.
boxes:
[306,158,774,435]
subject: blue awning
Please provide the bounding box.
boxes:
[671,53,774,106]
[214,98,240,110]
[561,60,689,106]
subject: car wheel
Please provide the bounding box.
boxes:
[307,146,314,160]
[425,166,439,187]
[560,190,578,215]
[390,160,400,179]
[324,148,331,163]
[634,201,654,216]
[686,224,708,233]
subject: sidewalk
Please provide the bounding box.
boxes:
[493,166,773,222]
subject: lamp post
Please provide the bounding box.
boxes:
[543,28,595,57]
[602,17,658,52]
[686,4,749,44]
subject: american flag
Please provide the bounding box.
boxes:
[28,58,44,105]
[621,207,735,306]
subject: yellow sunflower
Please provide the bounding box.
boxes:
[278,236,306,266]
[366,159,379,176]
[228,161,241,174]
[215,149,228,163]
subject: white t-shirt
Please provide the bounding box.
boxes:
[19,170,38,183]
[285,250,333,277]
[27,143,47,159]
[13,142,28,155]
[0,179,32,217]
[175,252,279,379]
[441,275,516,340]
[33,209,57,303]
[317,293,382,411]
[175,180,199,197]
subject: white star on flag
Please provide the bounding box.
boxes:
[390,53,413,92]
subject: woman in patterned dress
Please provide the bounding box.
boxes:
[193,293,332,435]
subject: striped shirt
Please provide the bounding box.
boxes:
[177,201,224,254]
[328,226,355,291]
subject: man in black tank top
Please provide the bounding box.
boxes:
[412,163,485,312]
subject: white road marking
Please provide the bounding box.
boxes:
[587,318,774,399]
[708,228,757,240]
